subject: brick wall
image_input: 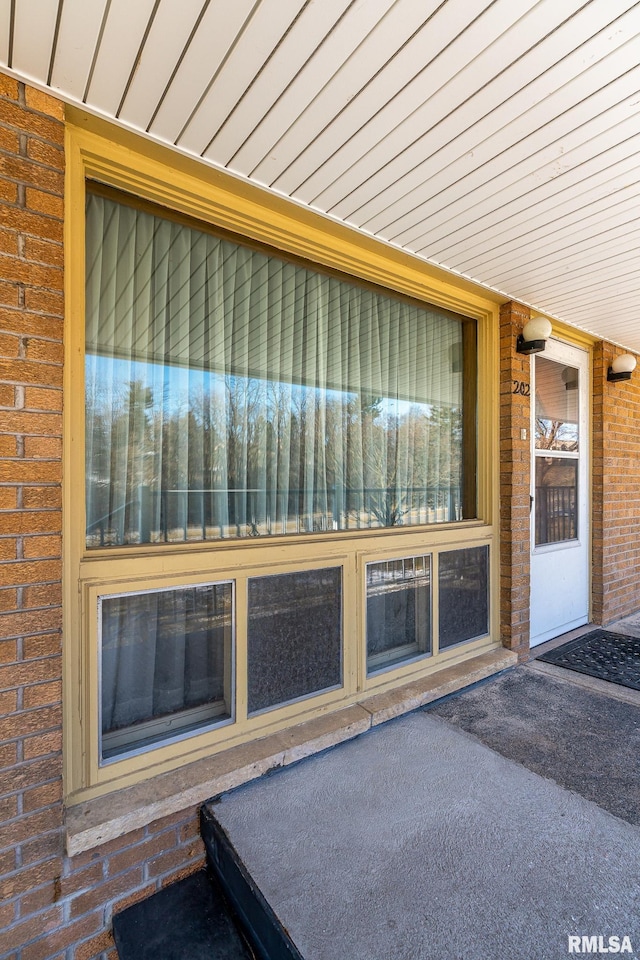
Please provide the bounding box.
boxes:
[499,301,532,660]
[0,79,205,960]
[592,341,640,625]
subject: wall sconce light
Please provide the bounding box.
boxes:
[516,316,552,355]
[607,353,637,382]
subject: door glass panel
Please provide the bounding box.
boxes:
[534,355,580,546]
[535,458,578,545]
[535,357,579,451]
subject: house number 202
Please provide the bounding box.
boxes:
[512,380,530,396]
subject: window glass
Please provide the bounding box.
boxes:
[535,357,579,451]
[534,357,579,545]
[247,568,342,714]
[366,556,431,673]
[100,582,233,760]
[438,546,489,649]
[535,458,578,545]
[85,192,467,546]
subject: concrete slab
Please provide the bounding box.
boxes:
[430,666,640,825]
[210,711,640,960]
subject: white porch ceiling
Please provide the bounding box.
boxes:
[3,0,640,350]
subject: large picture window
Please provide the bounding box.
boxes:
[85,189,474,547]
[66,129,495,805]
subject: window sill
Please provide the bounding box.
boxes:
[65,645,516,856]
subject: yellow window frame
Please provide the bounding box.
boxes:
[64,112,500,804]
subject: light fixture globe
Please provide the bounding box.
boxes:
[607,353,637,383]
[516,316,552,355]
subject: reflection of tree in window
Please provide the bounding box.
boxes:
[85,190,472,546]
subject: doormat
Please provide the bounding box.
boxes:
[537,630,640,691]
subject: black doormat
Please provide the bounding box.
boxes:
[537,630,640,691]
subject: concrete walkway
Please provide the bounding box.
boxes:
[211,630,640,960]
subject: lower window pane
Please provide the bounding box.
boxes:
[439,546,489,649]
[247,568,342,714]
[535,457,578,544]
[100,583,233,760]
[366,556,431,674]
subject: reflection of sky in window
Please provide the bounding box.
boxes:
[536,417,578,443]
[86,355,434,421]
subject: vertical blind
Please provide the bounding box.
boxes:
[85,191,465,546]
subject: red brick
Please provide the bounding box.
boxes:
[68,828,147,872]
[0,655,61,689]
[0,362,63,391]
[0,703,61,740]
[0,435,17,457]
[0,536,17,558]
[22,633,61,659]
[59,862,104,899]
[25,339,63,365]
[146,843,205,880]
[25,189,64,220]
[24,236,63,267]
[23,729,62,762]
[0,805,62,851]
[23,287,64,316]
[0,899,16,929]
[0,905,63,956]
[23,434,63,458]
[0,558,61,587]
[0,636,17,660]
[0,252,62,289]
[109,882,157,918]
[21,913,102,960]
[72,928,115,960]
[0,410,62,434]
[69,868,144,920]
[0,74,19,99]
[22,486,63,510]
[22,779,63,814]
[0,589,17,613]
[23,535,62,559]
[0,689,18,713]
[0,126,20,155]
[23,386,62,411]
[23,582,63,609]
[2,156,64,196]
[0,279,20,307]
[0,332,20,357]
[0,511,61,535]
[0,308,63,339]
[19,830,64,867]
[0,208,63,244]
[18,880,59,916]
[0,383,15,405]
[24,87,65,121]
[0,177,18,203]
[23,680,62,709]
[0,795,18,821]
[107,831,178,878]
[25,138,63,170]
[0,228,19,256]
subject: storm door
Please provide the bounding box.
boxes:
[529,340,589,646]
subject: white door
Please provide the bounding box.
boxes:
[529,339,590,646]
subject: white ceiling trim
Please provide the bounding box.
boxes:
[3,0,640,351]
